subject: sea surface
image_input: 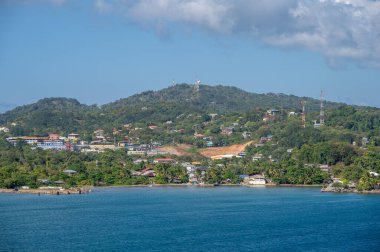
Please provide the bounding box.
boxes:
[1,186,380,252]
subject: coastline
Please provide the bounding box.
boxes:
[268,184,323,187]
[321,187,380,194]
[2,184,380,195]
[0,188,91,195]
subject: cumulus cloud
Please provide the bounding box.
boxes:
[93,0,380,67]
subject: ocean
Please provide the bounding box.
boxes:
[1,186,380,251]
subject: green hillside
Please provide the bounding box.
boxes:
[0,84,378,145]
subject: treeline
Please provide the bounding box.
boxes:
[1,136,379,190]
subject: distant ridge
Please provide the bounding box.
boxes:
[102,83,344,113]
[0,83,376,135]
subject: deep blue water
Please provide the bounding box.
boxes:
[1,186,380,252]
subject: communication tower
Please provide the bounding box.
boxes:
[320,90,325,125]
[301,100,306,128]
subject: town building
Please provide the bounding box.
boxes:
[252,153,263,161]
[0,127,10,133]
[247,175,266,185]
[220,126,234,136]
[68,133,80,142]
[153,158,176,164]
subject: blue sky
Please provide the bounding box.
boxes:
[1,0,380,112]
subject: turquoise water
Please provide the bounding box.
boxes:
[1,186,380,252]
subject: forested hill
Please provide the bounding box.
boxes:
[0,98,100,135]
[103,84,342,113]
[0,84,378,136]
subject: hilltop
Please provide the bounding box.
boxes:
[103,84,340,113]
[0,84,343,131]
[0,84,379,144]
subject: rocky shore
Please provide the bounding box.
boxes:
[321,185,380,194]
[0,188,91,195]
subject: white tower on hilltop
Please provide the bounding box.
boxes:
[194,79,200,92]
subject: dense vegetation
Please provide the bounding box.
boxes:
[0,136,379,190]
[0,84,379,191]
[0,84,346,136]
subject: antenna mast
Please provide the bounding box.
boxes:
[320,90,325,125]
[194,79,200,92]
[301,100,306,128]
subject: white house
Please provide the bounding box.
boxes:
[248,175,266,185]
[369,171,379,177]
[0,127,10,133]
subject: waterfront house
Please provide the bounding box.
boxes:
[319,164,331,173]
[332,178,344,184]
[171,177,182,183]
[140,167,156,177]
[247,175,266,185]
[37,179,51,184]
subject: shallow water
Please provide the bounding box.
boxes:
[1,186,379,251]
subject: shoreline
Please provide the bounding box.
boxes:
[267,184,323,187]
[321,187,380,194]
[2,184,380,195]
[0,188,91,195]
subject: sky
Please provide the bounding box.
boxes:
[1,0,380,112]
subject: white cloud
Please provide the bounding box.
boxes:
[93,0,380,67]
[95,0,233,33]
[11,0,380,67]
